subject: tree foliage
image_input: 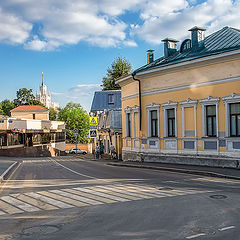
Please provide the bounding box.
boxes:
[58,102,89,143]
[49,108,58,121]
[0,99,15,116]
[102,57,132,90]
[14,88,43,106]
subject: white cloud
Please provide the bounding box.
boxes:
[133,0,240,44]
[52,84,101,111]
[0,7,32,44]
[0,0,240,50]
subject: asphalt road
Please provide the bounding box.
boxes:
[0,155,239,240]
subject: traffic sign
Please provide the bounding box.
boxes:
[89,129,98,138]
[89,117,97,126]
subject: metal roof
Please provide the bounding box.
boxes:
[90,90,121,112]
[134,26,240,74]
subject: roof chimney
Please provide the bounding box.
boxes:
[161,38,179,58]
[147,49,154,64]
[188,26,206,50]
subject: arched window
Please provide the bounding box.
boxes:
[180,39,191,52]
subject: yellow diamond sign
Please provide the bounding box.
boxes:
[89,117,97,126]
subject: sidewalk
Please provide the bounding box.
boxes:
[0,159,19,184]
[107,161,240,180]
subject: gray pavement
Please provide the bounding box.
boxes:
[107,160,240,180]
[0,156,239,240]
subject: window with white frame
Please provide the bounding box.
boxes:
[230,103,240,137]
[206,105,217,137]
[108,94,114,104]
[200,96,219,137]
[167,109,175,137]
[126,112,131,137]
[162,101,177,137]
[222,93,240,138]
[146,103,160,138]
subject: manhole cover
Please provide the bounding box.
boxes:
[22,225,60,236]
[209,195,227,199]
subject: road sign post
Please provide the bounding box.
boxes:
[74,128,79,154]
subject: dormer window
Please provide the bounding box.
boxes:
[180,39,191,52]
[108,94,114,104]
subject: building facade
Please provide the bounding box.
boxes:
[117,26,240,167]
[10,105,49,120]
[0,106,66,156]
[90,90,122,158]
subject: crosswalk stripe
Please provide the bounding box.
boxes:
[50,190,103,205]
[98,185,152,199]
[0,210,6,215]
[39,191,89,207]
[62,188,116,204]
[124,184,176,197]
[1,196,40,212]
[25,192,73,209]
[74,187,129,202]
[0,199,23,214]
[93,186,141,200]
[114,185,164,198]
[12,194,58,211]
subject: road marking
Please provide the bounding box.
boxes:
[0,199,23,214]
[75,187,129,202]
[116,184,170,198]
[49,158,106,181]
[88,186,140,201]
[125,184,176,197]
[50,189,103,205]
[12,194,58,211]
[0,210,6,215]
[218,226,235,231]
[38,191,89,207]
[25,192,74,209]
[62,188,116,204]
[186,233,206,239]
[192,177,240,184]
[1,196,40,212]
[99,185,152,199]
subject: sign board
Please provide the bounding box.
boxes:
[89,129,98,138]
[89,117,97,126]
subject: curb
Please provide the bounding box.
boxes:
[0,162,20,184]
[107,163,240,181]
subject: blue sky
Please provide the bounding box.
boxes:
[0,0,240,111]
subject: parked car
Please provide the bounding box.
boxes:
[69,148,87,154]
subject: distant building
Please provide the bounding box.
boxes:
[11,105,49,120]
[36,72,59,110]
[90,90,122,158]
[0,106,66,157]
[117,26,240,166]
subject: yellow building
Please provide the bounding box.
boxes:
[117,26,240,167]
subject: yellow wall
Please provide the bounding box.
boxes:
[121,56,240,152]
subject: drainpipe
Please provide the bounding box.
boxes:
[132,72,142,131]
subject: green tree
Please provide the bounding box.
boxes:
[102,56,132,90]
[0,105,4,115]
[58,102,89,143]
[0,99,15,116]
[14,88,43,106]
[49,108,58,120]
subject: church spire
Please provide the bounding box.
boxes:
[42,72,44,86]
